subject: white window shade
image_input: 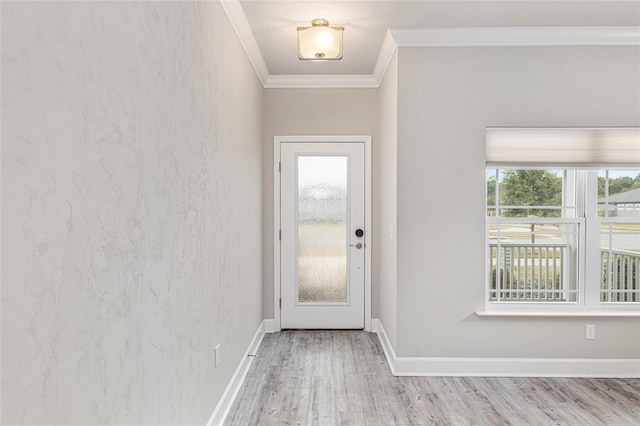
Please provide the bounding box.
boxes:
[486,127,640,167]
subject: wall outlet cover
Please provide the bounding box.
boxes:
[585,324,595,340]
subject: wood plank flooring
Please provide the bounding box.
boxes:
[225,331,640,425]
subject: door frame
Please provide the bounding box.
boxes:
[273,136,372,332]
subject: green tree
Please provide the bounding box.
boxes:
[487,175,496,208]
[598,176,606,198]
[501,170,562,217]
[598,173,640,197]
[609,176,634,195]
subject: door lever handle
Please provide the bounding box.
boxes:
[349,243,364,249]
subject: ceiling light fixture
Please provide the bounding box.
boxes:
[297,18,344,61]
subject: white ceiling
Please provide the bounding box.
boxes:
[239,1,640,77]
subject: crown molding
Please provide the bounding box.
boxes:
[220,0,380,88]
[265,74,378,89]
[372,29,398,86]
[219,0,640,90]
[389,26,640,48]
[220,0,269,86]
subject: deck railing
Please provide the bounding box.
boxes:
[489,243,569,301]
[601,248,640,302]
[490,243,640,303]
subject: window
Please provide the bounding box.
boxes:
[485,128,640,312]
[487,169,581,303]
[598,170,640,303]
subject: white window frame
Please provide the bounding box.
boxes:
[595,170,640,307]
[485,167,639,314]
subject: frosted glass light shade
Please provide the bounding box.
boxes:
[297,19,343,60]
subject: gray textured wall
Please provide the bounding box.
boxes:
[1,2,263,424]
[394,46,640,358]
[378,51,399,349]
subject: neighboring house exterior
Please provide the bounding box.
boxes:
[599,187,640,217]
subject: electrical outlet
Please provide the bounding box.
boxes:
[215,344,221,367]
[585,324,595,340]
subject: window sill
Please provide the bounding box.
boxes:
[475,310,640,317]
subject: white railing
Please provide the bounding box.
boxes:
[601,248,640,302]
[489,243,570,302]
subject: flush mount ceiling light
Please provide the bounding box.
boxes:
[297,18,344,61]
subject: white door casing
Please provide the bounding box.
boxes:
[281,143,364,328]
[274,136,372,331]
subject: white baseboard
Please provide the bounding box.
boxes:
[373,318,640,378]
[370,318,380,333]
[206,320,266,426]
[264,319,276,333]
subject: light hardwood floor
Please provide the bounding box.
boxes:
[225,331,640,425]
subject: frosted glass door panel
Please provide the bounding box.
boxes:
[297,156,348,302]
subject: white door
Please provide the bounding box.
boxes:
[280,142,366,329]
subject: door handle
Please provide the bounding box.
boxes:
[349,243,364,249]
